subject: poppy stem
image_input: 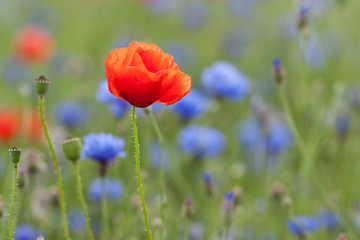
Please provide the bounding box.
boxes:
[132,106,152,240]
[14,189,24,231]
[39,95,70,240]
[101,176,110,240]
[73,162,94,240]
[8,164,18,240]
[146,108,167,239]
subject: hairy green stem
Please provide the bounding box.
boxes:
[9,164,18,240]
[101,177,110,240]
[132,106,152,240]
[14,189,23,230]
[39,95,70,240]
[74,162,94,240]
[147,108,167,239]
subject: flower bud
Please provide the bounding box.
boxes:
[9,146,22,164]
[17,164,27,189]
[34,75,50,96]
[183,195,194,220]
[0,195,4,218]
[233,186,243,207]
[272,58,285,85]
[203,172,216,197]
[222,191,235,227]
[297,7,309,33]
[62,137,82,162]
[270,181,285,200]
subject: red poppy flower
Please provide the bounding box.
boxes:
[104,41,191,108]
[12,24,56,63]
[0,109,21,144]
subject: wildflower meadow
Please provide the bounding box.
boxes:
[0,0,359,239]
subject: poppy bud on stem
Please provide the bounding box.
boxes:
[35,75,70,240]
[62,137,94,240]
[8,147,21,240]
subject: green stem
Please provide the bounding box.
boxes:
[132,106,152,240]
[14,189,24,230]
[39,95,70,240]
[73,162,94,240]
[183,220,190,240]
[146,108,167,239]
[101,177,110,240]
[221,227,229,240]
[9,164,18,240]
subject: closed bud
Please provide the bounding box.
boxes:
[34,75,50,96]
[270,181,285,200]
[272,58,285,85]
[297,7,309,33]
[203,172,216,197]
[17,164,27,189]
[62,137,82,162]
[9,146,22,164]
[233,186,243,207]
[222,191,235,227]
[0,195,3,218]
[183,195,194,220]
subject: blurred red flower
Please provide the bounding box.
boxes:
[104,41,191,108]
[12,24,56,63]
[24,109,43,142]
[0,109,21,144]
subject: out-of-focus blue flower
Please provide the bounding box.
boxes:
[88,177,123,202]
[317,209,340,229]
[150,141,169,169]
[201,61,250,100]
[172,89,209,120]
[3,57,29,83]
[161,41,195,69]
[96,80,118,104]
[110,98,131,118]
[68,211,86,232]
[300,34,326,70]
[239,118,292,155]
[14,224,42,240]
[181,2,208,28]
[188,222,204,240]
[82,132,126,163]
[265,122,292,155]
[54,101,90,128]
[287,216,320,236]
[228,0,256,17]
[335,112,349,140]
[178,125,225,158]
[300,0,332,16]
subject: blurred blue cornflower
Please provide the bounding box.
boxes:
[172,89,209,120]
[14,224,42,240]
[150,141,169,170]
[299,33,326,70]
[287,215,320,236]
[178,125,225,159]
[54,101,90,128]
[96,80,131,118]
[300,0,332,16]
[3,57,29,83]
[181,2,208,28]
[335,110,349,140]
[239,118,292,155]
[68,211,86,232]
[201,61,250,100]
[161,41,196,69]
[82,132,126,164]
[88,177,123,202]
[228,0,257,17]
[317,209,340,230]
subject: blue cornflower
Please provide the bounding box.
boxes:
[68,211,86,232]
[181,2,208,28]
[88,177,123,202]
[54,101,90,128]
[287,216,320,236]
[265,122,292,155]
[201,61,250,100]
[96,80,118,104]
[228,0,256,17]
[172,89,209,120]
[239,119,263,151]
[317,209,340,229]
[335,112,349,139]
[178,125,225,158]
[14,224,42,240]
[300,34,326,70]
[150,141,169,170]
[82,132,126,163]
[161,41,195,69]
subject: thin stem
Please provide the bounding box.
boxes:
[221,227,229,240]
[183,220,190,240]
[147,108,167,239]
[73,162,94,240]
[101,177,110,240]
[9,164,18,240]
[39,95,70,240]
[132,106,152,240]
[14,189,24,230]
